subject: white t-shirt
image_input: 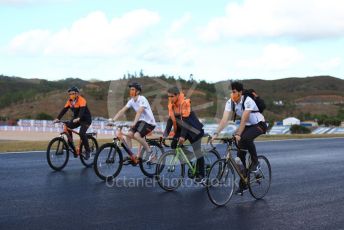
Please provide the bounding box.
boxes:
[126,95,156,126]
[225,96,265,126]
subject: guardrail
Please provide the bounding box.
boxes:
[2,120,344,135]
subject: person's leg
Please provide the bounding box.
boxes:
[121,131,137,164]
[125,131,134,150]
[192,138,205,178]
[132,121,155,157]
[238,125,264,171]
[235,149,248,194]
[79,123,90,155]
[133,132,151,156]
[65,121,79,142]
[65,121,79,155]
[237,150,247,168]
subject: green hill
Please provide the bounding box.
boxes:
[1,74,344,123]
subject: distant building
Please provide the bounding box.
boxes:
[283,117,300,126]
[273,100,284,106]
[301,121,318,127]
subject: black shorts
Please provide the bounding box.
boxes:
[130,121,155,137]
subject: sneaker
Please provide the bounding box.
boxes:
[249,161,260,172]
[235,185,248,196]
[123,156,131,165]
[194,175,207,185]
[146,151,157,165]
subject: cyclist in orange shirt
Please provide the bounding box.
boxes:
[163,86,205,183]
[54,86,92,159]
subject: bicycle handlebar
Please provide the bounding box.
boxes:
[106,123,131,129]
[159,134,218,149]
[208,135,240,149]
[161,137,173,147]
[54,120,70,124]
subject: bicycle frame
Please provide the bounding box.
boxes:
[111,125,162,158]
[213,137,249,184]
[59,124,83,154]
[112,126,142,157]
[58,122,96,155]
[226,149,248,184]
[170,146,198,176]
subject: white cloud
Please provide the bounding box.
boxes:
[140,13,196,65]
[200,0,344,42]
[141,37,196,65]
[8,29,51,55]
[318,57,342,71]
[8,9,160,56]
[236,44,304,70]
[168,12,191,34]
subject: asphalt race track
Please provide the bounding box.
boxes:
[1,138,344,230]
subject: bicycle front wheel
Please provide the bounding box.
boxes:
[248,155,272,199]
[139,143,164,178]
[156,150,185,191]
[46,137,69,171]
[206,159,235,206]
[80,135,99,167]
[94,143,123,180]
[203,149,221,176]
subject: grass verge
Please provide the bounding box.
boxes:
[0,139,112,153]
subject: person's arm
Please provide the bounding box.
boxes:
[179,101,192,143]
[112,106,129,121]
[235,96,254,140]
[132,106,144,126]
[56,101,70,121]
[57,107,68,120]
[75,98,87,123]
[213,110,232,138]
[234,110,250,142]
[236,111,250,135]
[212,100,233,139]
[180,118,188,141]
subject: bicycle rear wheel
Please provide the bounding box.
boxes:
[206,159,235,206]
[156,150,185,191]
[248,155,271,199]
[46,137,69,171]
[139,142,164,178]
[94,143,123,180]
[80,135,99,167]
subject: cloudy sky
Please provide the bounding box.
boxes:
[1,0,343,82]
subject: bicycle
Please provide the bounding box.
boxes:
[206,136,271,206]
[93,124,164,180]
[46,121,99,171]
[155,135,221,191]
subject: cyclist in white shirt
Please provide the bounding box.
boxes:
[212,81,267,194]
[111,82,156,165]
